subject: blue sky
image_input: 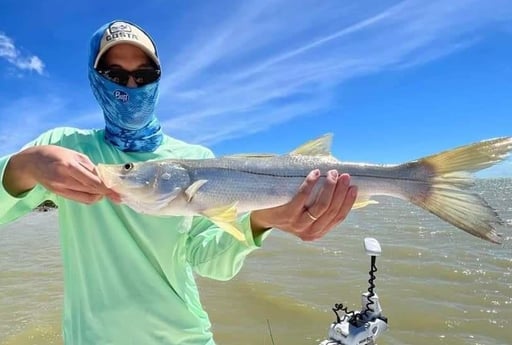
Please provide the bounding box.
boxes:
[1,0,511,177]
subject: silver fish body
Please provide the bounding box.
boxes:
[98,135,512,243]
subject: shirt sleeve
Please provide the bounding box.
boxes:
[0,130,62,225]
[185,211,272,281]
[178,140,273,280]
[0,154,53,225]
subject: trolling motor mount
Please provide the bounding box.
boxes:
[319,238,388,345]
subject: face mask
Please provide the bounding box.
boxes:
[88,69,163,152]
[88,20,163,152]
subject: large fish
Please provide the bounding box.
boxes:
[97,135,512,243]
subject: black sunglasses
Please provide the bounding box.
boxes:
[97,68,161,86]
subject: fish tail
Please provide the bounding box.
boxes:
[404,137,512,244]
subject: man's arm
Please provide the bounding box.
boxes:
[3,149,38,197]
[186,170,357,281]
[3,145,119,204]
[250,170,357,241]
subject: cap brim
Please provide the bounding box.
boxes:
[93,40,160,69]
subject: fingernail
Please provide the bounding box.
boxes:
[329,170,337,179]
[344,175,350,186]
[312,169,320,177]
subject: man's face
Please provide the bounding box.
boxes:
[102,44,154,88]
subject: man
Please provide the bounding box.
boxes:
[0,20,357,344]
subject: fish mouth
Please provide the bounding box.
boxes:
[97,164,146,192]
[96,164,119,189]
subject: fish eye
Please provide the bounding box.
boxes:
[123,163,134,171]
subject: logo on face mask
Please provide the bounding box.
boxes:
[114,90,129,102]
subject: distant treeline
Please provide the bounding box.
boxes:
[36,200,57,211]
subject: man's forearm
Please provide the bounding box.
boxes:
[250,209,273,238]
[2,150,37,197]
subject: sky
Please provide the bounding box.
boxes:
[0,0,511,177]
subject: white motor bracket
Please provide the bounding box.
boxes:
[318,238,388,345]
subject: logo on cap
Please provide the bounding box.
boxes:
[106,22,138,42]
[114,90,129,102]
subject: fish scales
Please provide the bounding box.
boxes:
[98,134,512,243]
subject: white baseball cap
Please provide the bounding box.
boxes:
[94,21,160,69]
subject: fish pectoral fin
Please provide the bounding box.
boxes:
[201,203,246,242]
[290,133,333,156]
[184,180,208,202]
[352,198,379,210]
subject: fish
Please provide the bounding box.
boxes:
[97,135,512,244]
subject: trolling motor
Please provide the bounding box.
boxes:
[319,238,388,345]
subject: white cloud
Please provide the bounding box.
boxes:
[0,32,45,74]
[1,0,511,170]
[155,0,512,147]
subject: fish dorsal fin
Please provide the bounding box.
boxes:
[290,133,333,156]
[184,180,208,202]
[201,202,247,242]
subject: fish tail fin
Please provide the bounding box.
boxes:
[405,137,512,244]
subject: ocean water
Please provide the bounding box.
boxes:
[0,179,511,345]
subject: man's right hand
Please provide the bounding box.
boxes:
[3,145,120,204]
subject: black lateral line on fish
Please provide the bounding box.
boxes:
[207,167,432,182]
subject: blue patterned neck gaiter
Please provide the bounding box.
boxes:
[88,20,163,152]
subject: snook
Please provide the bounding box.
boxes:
[97,135,512,243]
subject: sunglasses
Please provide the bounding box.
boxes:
[97,68,161,86]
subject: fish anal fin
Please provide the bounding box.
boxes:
[185,180,208,202]
[352,198,379,210]
[290,134,333,156]
[201,203,246,242]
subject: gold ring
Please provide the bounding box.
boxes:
[305,209,318,221]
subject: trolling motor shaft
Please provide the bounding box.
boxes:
[319,238,388,345]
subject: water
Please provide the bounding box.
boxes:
[1,179,511,345]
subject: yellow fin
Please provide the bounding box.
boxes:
[290,134,333,156]
[184,180,208,202]
[352,199,379,210]
[420,136,512,174]
[201,203,246,241]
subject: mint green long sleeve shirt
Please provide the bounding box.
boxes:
[0,127,267,345]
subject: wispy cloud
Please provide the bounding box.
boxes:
[0,96,66,152]
[0,94,105,155]
[157,0,512,145]
[0,32,45,74]
[0,0,511,165]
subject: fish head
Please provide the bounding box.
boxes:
[97,160,191,213]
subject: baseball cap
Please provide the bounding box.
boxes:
[93,21,160,69]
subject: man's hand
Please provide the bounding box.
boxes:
[3,145,120,204]
[250,170,357,241]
